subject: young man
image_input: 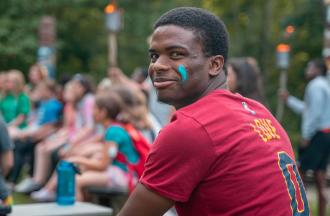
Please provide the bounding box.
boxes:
[119,7,310,216]
[280,59,330,216]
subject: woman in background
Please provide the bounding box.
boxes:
[227,57,265,104]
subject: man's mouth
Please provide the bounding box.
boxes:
[152,77,178,89]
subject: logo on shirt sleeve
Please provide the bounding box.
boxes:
[250,118,280,142]
[242,102,256,115]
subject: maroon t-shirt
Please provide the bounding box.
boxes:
[141,90,309,216]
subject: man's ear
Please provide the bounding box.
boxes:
[209,55,224,76]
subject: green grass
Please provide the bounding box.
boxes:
[308,198,330,216]
[13,192,34,204]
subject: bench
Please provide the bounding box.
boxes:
[9,201,113,216]
[84,186,128,215]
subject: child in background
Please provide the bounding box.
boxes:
[14,81,76,193]
[16,75,97,194]
[9,80,63,187]
[0,70,30,129]
[112,86,160,143]
[32,92,141,201]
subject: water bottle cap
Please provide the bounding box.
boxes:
[58,160,80,174]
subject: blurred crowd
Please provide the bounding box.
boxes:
[0,63,173,204]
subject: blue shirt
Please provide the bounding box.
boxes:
[36,98,63,126]
[104,125,139,171]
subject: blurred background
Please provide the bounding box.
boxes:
[0,0,326,153]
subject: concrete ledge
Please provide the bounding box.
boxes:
[9,201,113,216]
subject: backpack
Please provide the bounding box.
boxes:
[114,123,151,191]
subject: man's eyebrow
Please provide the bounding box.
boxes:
[148,45,188,53]
[165,45,187,51]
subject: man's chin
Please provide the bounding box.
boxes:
[157,96,172,105]
[156,92,176,105]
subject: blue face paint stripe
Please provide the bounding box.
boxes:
[178,64,188,81]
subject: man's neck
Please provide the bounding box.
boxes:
[200,72,227,98]
[174,72,227,110]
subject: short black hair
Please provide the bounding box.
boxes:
[154,7,229,63]
[310,59,327,76]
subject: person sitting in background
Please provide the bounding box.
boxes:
[226,57,265,104]
[9,80,63,188]
[16,74,97,194]
[107,67,162,139]
[112,85,160,143]
[24,64,49,122]
[32,92,142,201]
[24,64,48,96]
[0,70,30,129]
[0,119,13,215]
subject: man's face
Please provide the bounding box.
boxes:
[148,25,211,108]
[304,63,319,81]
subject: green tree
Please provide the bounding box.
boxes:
[0,0,200,80]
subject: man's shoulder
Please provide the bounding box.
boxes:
[162,91,234,138]
[178,90,250,123]
[180,90,231,113]
[308,76,330,91]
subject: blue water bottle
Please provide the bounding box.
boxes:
[56,160,80,205]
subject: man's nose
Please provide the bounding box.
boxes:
[149,56,171,77]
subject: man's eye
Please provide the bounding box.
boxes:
[150,53,158,62]
[170,52,183,59]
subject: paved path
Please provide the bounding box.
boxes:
[305,184,330,201]
[304,184,330,215]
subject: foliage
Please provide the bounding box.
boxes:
[0,0,200,80]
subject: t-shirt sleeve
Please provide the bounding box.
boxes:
[104,126,127,145]
[140,114,216,202]
[0,120,13,152]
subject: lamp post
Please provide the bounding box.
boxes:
[38,16,56,79]
[104,0,122,67]
[276,43,291,122]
